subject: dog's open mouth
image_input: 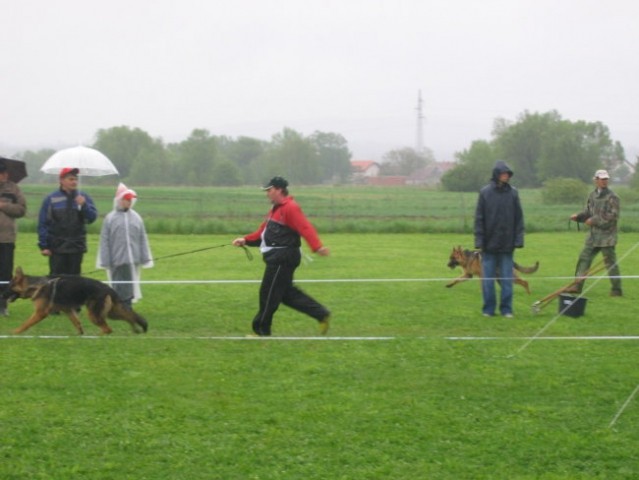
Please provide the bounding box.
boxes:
[4,292,19,303]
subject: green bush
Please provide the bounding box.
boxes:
[541,177,589,205]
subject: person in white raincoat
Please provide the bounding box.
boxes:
[97,183,153,308]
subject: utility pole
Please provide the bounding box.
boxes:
[416,90,425,155]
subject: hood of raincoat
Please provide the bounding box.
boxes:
[114,182,138,210]
[491,160,514,182]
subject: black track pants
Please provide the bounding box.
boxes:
[252,261,329,336]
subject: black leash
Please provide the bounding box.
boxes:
[568,219,582,232]
[154,243,253,262]
[84,243,252,276]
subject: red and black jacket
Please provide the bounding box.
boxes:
[244,196,323,253]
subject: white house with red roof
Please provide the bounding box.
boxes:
[351,160,380,181]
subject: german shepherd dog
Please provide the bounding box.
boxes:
[3,267,148,335]
[446,246,539,294]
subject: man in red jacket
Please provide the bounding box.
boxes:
[233,176,331,336]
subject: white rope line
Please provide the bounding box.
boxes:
[3,274,630,285]
[0,335,394,340]
[4,335,639,341]
[447,336,639,341]
[609,383,639,429]
[3,333,636,427]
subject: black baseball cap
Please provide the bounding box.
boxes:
[262,176,288,190]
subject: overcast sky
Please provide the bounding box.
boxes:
[2,0,638,162]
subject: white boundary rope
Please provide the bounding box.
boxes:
[609,384,639,429]
[1,333,637,427]
[3,335,639,341]
[3,256,639,427]
[16,274,634,285]
[0,335,395,340]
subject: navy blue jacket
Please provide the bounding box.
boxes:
[474,161,524,253]
[38,188,98,253]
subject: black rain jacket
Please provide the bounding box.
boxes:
[474,161,524,253]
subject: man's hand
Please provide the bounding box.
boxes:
[232,238,246,247]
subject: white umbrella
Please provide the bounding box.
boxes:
[41,145,119,177]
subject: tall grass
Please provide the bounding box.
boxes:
[18,184,639,235]
[2,233,639,478]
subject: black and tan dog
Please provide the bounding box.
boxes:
[446,246,539,294]
[3,267,148,335]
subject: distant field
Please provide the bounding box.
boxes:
[2,233,638,478]
[18,183,639,234]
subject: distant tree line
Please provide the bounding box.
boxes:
[15,127,353,186]
[441,110,627,192]
[13,110,633,190]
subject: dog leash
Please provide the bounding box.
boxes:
[152,243,253,262]
[84,243,253,276]
[569,218,582,232]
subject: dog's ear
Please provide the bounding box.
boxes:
[15,266,23,277]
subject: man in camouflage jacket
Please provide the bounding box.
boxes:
[568,169,622,296]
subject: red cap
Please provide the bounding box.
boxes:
[122,192,136,201]
[59,167,80,178]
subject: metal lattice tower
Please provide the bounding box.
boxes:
[415,90,425,154]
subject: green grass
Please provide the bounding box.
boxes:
[17,183,639,234]
[2,233,639,478]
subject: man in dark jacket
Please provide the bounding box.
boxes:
[233,176,331,336]
[38,168,98,276]
[474,161,525,317]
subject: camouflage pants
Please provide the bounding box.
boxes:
[574,245,622,294]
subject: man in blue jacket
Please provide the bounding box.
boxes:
[474,161,525,318]
[38,168,98,276]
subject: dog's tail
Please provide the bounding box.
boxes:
[514,261,539,274]
[108,299,148,333]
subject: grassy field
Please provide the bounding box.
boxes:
[17,183,639,234]
[1,232,638,478]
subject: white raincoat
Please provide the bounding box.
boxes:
[97,183,153,302]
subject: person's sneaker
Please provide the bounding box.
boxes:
[319,315,331,335]
[482,313,493,317]
[503,313,514,318]
[610,290,623,297]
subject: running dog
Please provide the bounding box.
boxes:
[3,267,148,335]
[446,246,539,294]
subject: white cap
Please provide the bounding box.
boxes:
[594,169,610,179]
